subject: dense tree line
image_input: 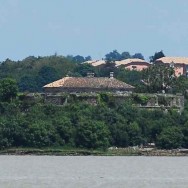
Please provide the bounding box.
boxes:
[0,56,77,92]
[0,53,188,150]
[0,52,187,95]
[0,50,162,90]
[0,79,187,150]
[0,55,128,92]
[105,50,145,62]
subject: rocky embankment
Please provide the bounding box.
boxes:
[108,147,188,156]
[140,148,188,156]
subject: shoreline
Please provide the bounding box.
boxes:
[0,148,188,156]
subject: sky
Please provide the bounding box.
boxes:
[0,0,188,61]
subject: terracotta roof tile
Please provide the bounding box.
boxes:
[156,57,188,64]
[83,60,106,67]
[83,59,149,67]
[115,58,148,67]
[43,76,134,89]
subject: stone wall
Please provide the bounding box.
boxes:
[45,93,184,110]
[44,87,134,93]
[22,92,184,111]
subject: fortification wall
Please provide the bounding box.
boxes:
[44,87,134,93]
[46,93,185,111]
[22,93,184,111]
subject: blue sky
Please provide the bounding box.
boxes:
[0,0,188,61]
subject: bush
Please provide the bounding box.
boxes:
[76,120,110,149]
[156,127,183,149]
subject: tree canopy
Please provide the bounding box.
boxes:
[141,63,176,93]
[0,51,186,95]
[0,94,187,150]
[149,50,165,62]
[105,50,145,62]
[0,78,18,102]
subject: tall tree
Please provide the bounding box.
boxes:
[19,76,38,92]
[149,50,165,62]
[74,64,96,77]
[121,52,131,60]
[85,56,92,61]
[72,55,85,63]
[37,66,58,89]
[141,63,176,93]
[105,50,121,62]
[132,53,145,60]
[0,78,18,102]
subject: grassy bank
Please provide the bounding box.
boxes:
[0,147,140,156]
[1,147,188,156]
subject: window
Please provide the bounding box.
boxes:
[132,66,137,69]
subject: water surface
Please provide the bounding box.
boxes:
[0,156,188,188]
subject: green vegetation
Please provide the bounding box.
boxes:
[132,94,150,105]
[0,52,188,151]
[156,127,183,149]
[0,78,18,102]
[141,63,176,93]
[0,147,141,156]
[149,50,165,62]
[105,50,144,62]
[0,83,188,150]
[0,52,187,95]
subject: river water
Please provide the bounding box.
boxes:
[0,156,188,188]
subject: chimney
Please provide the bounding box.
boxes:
[110,72,114,79]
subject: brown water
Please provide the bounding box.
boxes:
[0,156,188,188]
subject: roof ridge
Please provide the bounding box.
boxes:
[43,76,134,89]
[156,57,188,64]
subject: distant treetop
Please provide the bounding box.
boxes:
[149,50,165,63]
[105,50,145,62]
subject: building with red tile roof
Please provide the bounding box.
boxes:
[155,57,188,77]
[43,73,134,93]
[83,58,150,71]
[115,58,150,71]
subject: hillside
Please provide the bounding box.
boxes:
[0,54,187,150]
